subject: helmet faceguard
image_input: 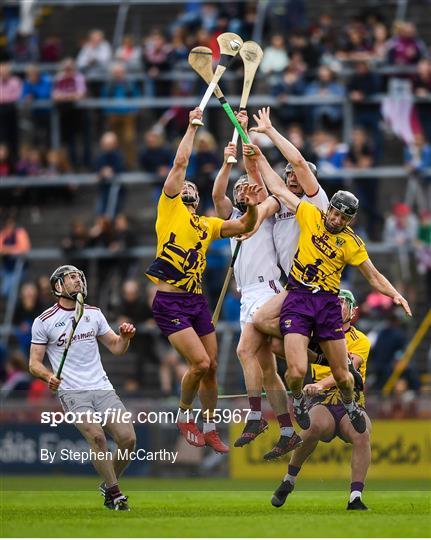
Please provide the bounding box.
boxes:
[325,190,359,234]
[233,175,249,214]
[339,289,357,323]
[181,181,200,210]
[50,265,87,300]
[283,161,317,197]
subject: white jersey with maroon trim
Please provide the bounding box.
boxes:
[230,206,281,291]
[273,186,329,274]
[31,303,113,391]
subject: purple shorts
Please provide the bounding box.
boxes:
[309,397,348,442]
[152,291,214,337]
[279,289,344,341]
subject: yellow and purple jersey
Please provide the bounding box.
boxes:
[288,201,369,294]
[146,191,224,294]
[311,325,370,407]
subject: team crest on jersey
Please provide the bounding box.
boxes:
[284,319,292,328]
[84,316,90,323]
[171,319,181,326]
[335,237,345,247]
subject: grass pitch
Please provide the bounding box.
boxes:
[1,477,430,537]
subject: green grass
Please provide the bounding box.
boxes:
[1,477,430,538]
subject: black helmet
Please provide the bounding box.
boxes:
[50,265,87,299]
[283,161,317,183]
[329,190,359,217]
[233,174,249,214]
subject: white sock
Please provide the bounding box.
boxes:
[178,409,193,422]
[343,400,355,413]
[280,426,294,437]
[203,422,215,433]
[350,490,362,502]
[283,473,297,484]
[248,410,262,420]
[293,393,304,406]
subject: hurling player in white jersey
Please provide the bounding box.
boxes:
[29,265,136,511]
[246,107,329,338]
[212,111,300,460]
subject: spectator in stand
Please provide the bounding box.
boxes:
[169,26,190,67]
[336,22,373,62]
[313,131,347,197]
[305,66,345,131]
[0,62,22,163]
[11,31,38,63]
[101,62,141,168]
[222,281,241,323]
[36,275,53,311]
[13,282,42,354]
[204,223,230,308]
[139,128,173,198]
[413,59,431,143]
[191,130,220,211]
[76,29,112,80]
[383,202,419,296]
[348,60,382,155]
[114,35,141,72]
[371,22,390,62]
[0,350,31,400]
[61,218,90,275]
[0,216,31,298]
[404,132,431,212]
[272,64,306,127]
[288,31,321,70]
[0,144,13,176]
[415,210,431,300]
[142,28,173,97]
[88,214,114,298]
[344,127,380,239]
[45,148,72,176]
[15,146,44,177]
[94,131,126,216]
[260,34,289,79]
[109,213,138,282]
[386,21,428,67]
[52,58,87,168]
[21,64,52,147]
[40,34,62,63]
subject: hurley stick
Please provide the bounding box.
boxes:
[212,241,241,326]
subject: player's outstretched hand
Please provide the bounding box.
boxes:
[242,183,263,207]
[303,383,324,396]
[189,107,203,125]
[235,110,248,130]
[48,374,61,392]
[249,107,272,133]
[393,294,412,317]
[224,142,237,162]
[119,322,136,340]
[243,143,262,160]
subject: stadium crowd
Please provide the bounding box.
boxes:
[0,2,430,406]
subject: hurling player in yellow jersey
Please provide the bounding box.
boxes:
[243,140,411,439]
[272,290,372,511]
[146,108,262,453]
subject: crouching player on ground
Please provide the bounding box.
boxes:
[146,108,261,453]
[29,265,136,511]
[272,289,372,511]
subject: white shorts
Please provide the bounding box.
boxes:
[240,280,282,330]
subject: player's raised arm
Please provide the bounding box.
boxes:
[243,143,301,213]
[29,343,61,391]
[212,142,236,219]
[98,322,136,355]
[358,258,412,316]
[163,107,203,197]
[220,183,261,237]
[250,107,319,196]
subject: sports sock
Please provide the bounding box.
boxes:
[248,396,262,420]
[293,392,304,405]
[350,481,364,502]
[283,464,301,484]
[106,483,122,501]
[277,413,294,436]
[203,421,216,433]
[178,407,193,422]
[342,399,355,413]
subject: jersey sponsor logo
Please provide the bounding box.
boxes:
[311,233,337,259]
[55,321,66,327]
[56,329,96,346]
[276,211,295,220]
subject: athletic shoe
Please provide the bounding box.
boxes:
[177,419,205,447]
[292,395,310,430]
[344,401,366,433]
[204,430,229,453]
[348,358,364,392]
[271,479,294,507]
[114,495,130,511]
[263,433,303,461]
[347,497,368,510]
[234,418,269,447]
[99,482,115,510]
[99,482,107,497]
